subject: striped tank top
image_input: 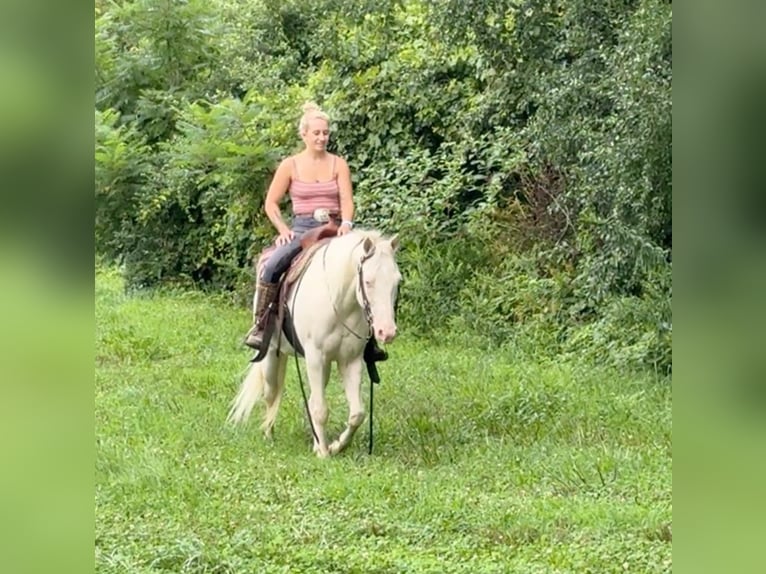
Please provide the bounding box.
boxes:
[289,156,341,216]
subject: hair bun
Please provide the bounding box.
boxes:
[298,100,330,134]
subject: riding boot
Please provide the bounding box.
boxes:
[244,280,280,350]
[364,336,389,363]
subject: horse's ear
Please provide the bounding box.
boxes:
[389,234,400,252]
[363,236,375,255]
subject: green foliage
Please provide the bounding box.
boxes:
[394,231,485,335]
[95,108,153,262]
[135,99,282,289]
[96,0,224,141]
[564,268,673,375]
[94,0,672,373]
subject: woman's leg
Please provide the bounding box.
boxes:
[245,218,321,351]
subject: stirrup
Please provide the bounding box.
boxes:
[243,326,262,350]
[246,314,276,363]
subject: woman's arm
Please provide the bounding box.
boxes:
[264,158,294,243]
[336,156,355,234]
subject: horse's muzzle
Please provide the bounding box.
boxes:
[374,323,397,344]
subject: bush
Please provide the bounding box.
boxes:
[95,109,153,263]
[97,99,282,290]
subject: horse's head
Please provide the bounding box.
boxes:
[357,234,401,344]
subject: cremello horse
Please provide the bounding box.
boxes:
[227,230,401,457]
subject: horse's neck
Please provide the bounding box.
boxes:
[324,238,361,314]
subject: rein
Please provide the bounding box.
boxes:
[288,260,319,447]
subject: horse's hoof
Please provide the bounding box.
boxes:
[329,440,344,455]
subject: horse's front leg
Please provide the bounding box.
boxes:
[329,357,365,456]
[305,349,331,457]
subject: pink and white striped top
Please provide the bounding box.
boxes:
[289,157,341,216]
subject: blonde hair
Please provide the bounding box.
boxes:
[298,101,330,134]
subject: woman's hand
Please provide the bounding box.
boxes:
[337,221,353,236]
[276,229,295,246]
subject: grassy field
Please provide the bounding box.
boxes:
[95,267,672,573]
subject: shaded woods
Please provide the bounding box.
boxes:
[95,0,671,374]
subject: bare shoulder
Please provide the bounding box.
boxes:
[272,156,295,177]
[278,155,297,170]
[333,154,350,172]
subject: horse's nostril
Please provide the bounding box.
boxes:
[376,327,396,344]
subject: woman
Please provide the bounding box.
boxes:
[244,101,386,363]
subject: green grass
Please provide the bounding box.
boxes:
[95,267,672,573]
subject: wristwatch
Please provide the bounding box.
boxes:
[341,220,354,228]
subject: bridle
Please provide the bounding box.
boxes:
[322,239,375,340]
[356,249,375,329]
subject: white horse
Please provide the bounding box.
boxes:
[227,229,401,457]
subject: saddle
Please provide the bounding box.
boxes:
[285,221,338,284]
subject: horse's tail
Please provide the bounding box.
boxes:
[226,362,265,425]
